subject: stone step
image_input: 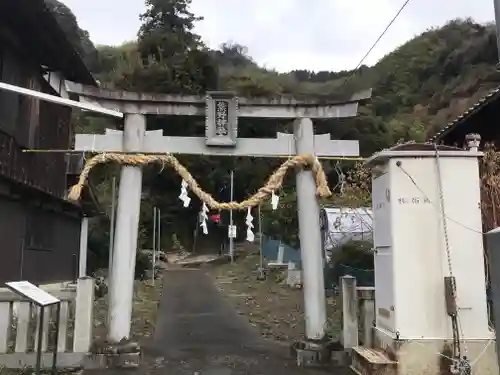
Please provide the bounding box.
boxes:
[350,346,397,375]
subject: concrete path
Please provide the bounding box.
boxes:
[145,268,339,374]
[86,268,341,374]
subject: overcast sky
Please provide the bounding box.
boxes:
[60,0,495,72]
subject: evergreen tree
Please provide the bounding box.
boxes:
[138,0,201,58]
[114,0,218,94]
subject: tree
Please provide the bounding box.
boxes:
[215,42,254,68]
[111,0,218,94]
[44,0,98,68]
[138,0,201,55]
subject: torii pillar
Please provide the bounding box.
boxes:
[108,114,145,340]
[294,117,328,343]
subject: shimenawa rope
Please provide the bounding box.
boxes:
[68,152,332,210]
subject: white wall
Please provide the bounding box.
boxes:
[43,71,70,99]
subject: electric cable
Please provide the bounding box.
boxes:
[397,166,484,235]
[340,0,413,89]
[398,163,495,329]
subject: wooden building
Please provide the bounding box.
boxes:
[428,86,500,146]
[0,0,100,284]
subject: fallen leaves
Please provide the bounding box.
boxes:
[92,278,164,343]
[211,253,341,343]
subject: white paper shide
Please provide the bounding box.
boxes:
[179,179,191,207]
[271,190,279,210]
[246,207,254,242]
[200,203,209,235]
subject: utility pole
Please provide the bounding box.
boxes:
[155,208,161,284]
[229,170,234,262]
[258,204,265,279]
[495,0,500,64]
[152,207,157,284]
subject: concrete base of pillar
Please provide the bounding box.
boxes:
[350,329,499,375]
[290,339,339,368]
[88,340,141,369]
[85,353,141,369]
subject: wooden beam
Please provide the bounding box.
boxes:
[0,81,123,118]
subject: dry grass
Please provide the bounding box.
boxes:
[92,277,164,343]
[481,144,500,232]
[211,253,341,343]
[479,145,500,299]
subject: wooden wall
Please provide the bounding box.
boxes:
[0,31,84,285]
[0,194,80,284]
[0,44,71,198]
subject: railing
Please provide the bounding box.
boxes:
[0,66,73,197]
[340,275,375,350]
[0,127,67,198]
[0,277,94,369]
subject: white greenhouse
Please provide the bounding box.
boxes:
[320,207,373,250]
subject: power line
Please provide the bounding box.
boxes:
[340,0,413,89]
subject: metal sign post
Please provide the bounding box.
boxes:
[5,281,61,375]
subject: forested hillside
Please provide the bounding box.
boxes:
[45,0,500,267]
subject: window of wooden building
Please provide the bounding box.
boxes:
[25,208,55,252]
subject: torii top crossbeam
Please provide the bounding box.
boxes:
[69,84,372,159]
[67,82,371,119]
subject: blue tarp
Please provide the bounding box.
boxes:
[261,235,301,265]
[261,235,374,288]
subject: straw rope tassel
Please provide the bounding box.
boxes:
[68,152,332,210]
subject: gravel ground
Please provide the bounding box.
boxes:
[92,277,164,344]
[210,253,342,343]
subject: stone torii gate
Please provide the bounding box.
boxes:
[70,84,371,352]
